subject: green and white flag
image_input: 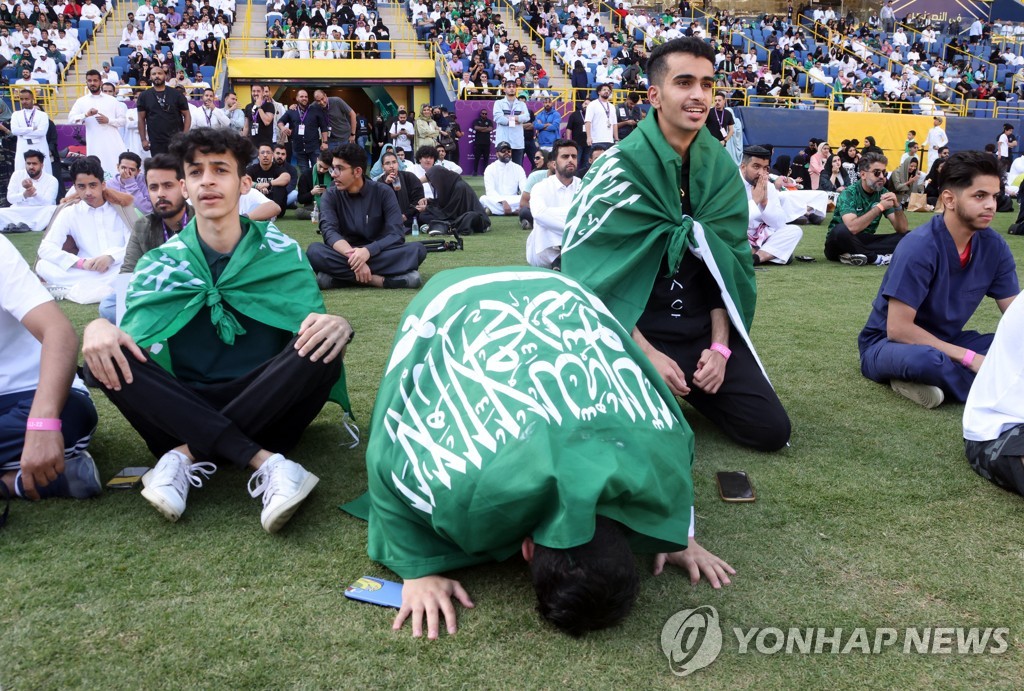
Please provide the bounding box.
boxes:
[121,216,350,412]
[355,267,694,580]
[561,110,758,336]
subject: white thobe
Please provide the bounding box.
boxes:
[9,106,51,174]
[526,174,579,268]
[481,160,526,214]
[0,169,59,230]
[745,179,803,264]
[924,126,948,168]
[35,201,130,298]
[68,92,126,175]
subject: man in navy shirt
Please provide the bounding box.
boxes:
[278,90,329,176]
[858,151,1019,408]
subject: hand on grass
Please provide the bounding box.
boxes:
[394,576,475,639]
[654,539,735,589]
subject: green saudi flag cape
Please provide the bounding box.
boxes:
[120,216,350,412]
[353,267,694,580]
[561,109,758,336]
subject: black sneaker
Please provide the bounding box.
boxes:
[383,270,423,289]
[316,272,342,290]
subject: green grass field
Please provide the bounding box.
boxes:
[2,197,1024,689]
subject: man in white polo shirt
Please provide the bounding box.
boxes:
[527,139,580,269]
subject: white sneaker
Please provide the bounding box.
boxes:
[876,254,892,266]
[890,380,945,409]
[839,253,868,266]
[248,454,319,533]
[140,451,217,522]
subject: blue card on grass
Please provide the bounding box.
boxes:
[345,576,403,609]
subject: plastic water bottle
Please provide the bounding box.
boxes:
[311,205,320,224]
[412,218,420,236]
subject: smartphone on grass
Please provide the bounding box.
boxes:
[716,471,756,503]
[106,466,150,490]
[345,576,403,609]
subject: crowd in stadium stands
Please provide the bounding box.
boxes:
[264,0,390,59]
[0,0,106,87]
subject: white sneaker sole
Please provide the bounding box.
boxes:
[890,380,945,409]
[262,473,319,533]
[140,468,184,522]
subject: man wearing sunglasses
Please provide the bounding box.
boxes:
[825,151,909,266]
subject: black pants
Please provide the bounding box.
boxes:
[965,424,1024,496]
[83,338,341,469]
[473,146,489,175]
[824,223,904,264]
[268,185,289,216]
[648,329,791,452]
[306,241,426,283]
[149,139,173,156]
[0,388,97,473]
[518,207,533,226]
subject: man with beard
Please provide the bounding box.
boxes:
[0,149,59,230]
[136,64,191,155]
[740,145,803,265]
[824,152,909,266]
[480,141,526,215]
[68,70,127,174]
[377,148,425,228]
[246,144,291,218]
[279,89,329,176]
[98,154,189,322]
[859,151,1018,409]
[526,139,579,269]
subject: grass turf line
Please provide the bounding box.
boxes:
[2,203,1024,688]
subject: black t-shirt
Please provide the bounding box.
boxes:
[635,157,725,341]
[704,107,734,141]
[246,161,286,188]
[244,101,276,148]
[136,87,190,143]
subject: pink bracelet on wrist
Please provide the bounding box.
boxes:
[75,258,85,269]
[710,342,732,360]
[962,349,976,368]
[26,417,62,431]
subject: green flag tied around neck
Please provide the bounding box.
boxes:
[560,110,757,335]
[120,216,351,413]
[347,267,694,580]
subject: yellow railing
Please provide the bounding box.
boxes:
[212,33,227,94]
[224,36,431,59]
[2,84,60,115]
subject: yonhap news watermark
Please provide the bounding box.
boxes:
[661,606,1010,677]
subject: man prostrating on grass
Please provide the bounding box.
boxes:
[351,267,733,639]
[858,151,1018,409]
[82,128,354,532]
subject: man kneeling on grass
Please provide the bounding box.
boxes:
[858,151,1018,409]
[348,267,733,639]
[82,127,354,532]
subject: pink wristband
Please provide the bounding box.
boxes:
[962,350,976,368]
[26,417,62,431]
[75,258,85,269]
[710,342,732,360]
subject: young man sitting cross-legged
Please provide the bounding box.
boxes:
[82,127,354,532]
[858,151,1018,408]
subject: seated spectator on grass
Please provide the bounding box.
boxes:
[98,154,189,323]
[238,186,282,221]
[82,127,353,533]
[105,152,153,215]
[351,266,733,639]
[273,144,299,210]
[740,146,803,266]
[0,150,59,232]
[35,157,135,303]
[246,144,291,219]
[964,293,1024,496]
[888,156,925,207]
[419,157,491,235]
[518,149,552,230]
[859,152,1018,409]
[0,233,99,504]
[526,140,579,269]
[824,152,908,267]
[480,141,526,215]
[295,151,332,219]
[433,143,462,174]
[818,154,851,194]
[376,149,425,228]
[307,143,426,290]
